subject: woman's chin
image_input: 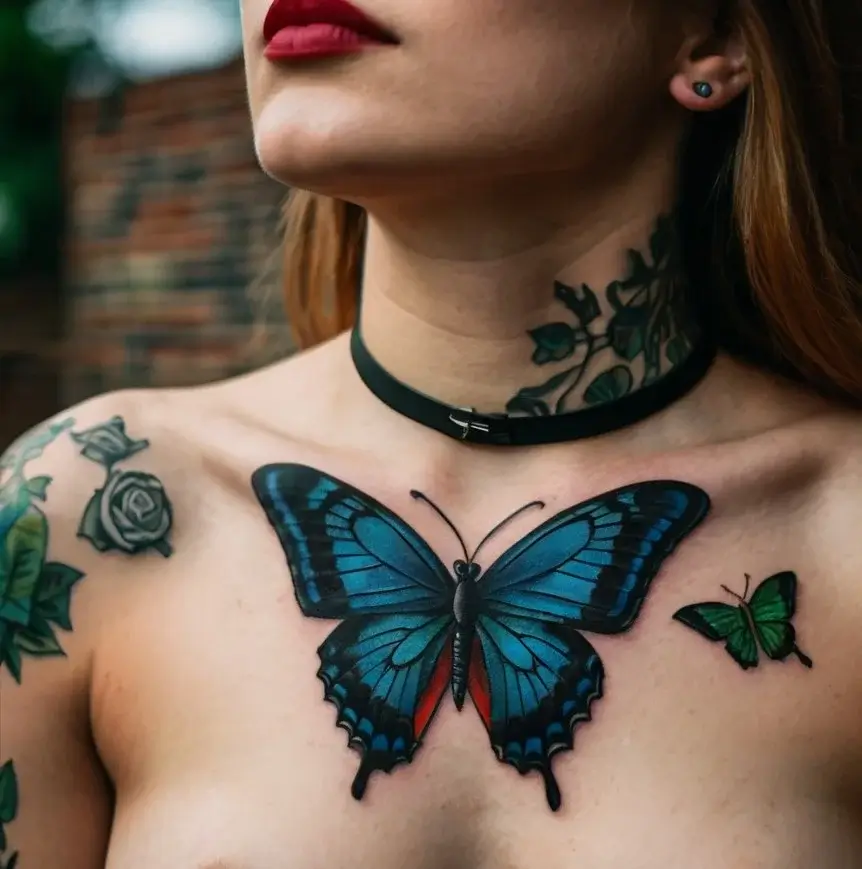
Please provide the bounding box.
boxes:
[252,104,391,195]
[254,134,438,202]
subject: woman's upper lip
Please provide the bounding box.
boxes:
[262,0,397,44]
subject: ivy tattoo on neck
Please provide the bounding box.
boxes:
[507,213,703,417]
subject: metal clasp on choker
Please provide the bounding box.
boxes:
[448,408,512,445]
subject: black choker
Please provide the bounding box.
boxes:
[350,328,716,446]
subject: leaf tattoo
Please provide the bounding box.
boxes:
[0,759,19,869]
[0,419,74,477]
[507,213,700,416]
[0,421,85,682]
[673,572,813,671]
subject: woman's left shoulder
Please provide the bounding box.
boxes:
[808,406,862,481]
[790,407,862,562]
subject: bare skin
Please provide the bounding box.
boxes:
[3,345,862,869]
[3,0,862,867]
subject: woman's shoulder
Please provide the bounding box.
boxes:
[812,407,862,514]
[1,388,185,570]
[0,387,194,683]
[765,403,862,581]
[2,336,345,513]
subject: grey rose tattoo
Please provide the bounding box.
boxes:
[71,415,149,466]
[70,417,173,558]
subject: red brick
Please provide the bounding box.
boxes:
[80,303,217,330]
[61,58,289,402]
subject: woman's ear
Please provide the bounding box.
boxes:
[669,25,750,112]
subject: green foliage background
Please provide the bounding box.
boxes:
[0,0,78,280]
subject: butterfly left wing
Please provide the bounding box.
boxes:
[469,481,709,809]
[252,464,459,799]
[672,601,759,669]
[252,464,454,617]
[318,612,454,800]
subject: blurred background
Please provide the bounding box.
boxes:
[0,0,292,450]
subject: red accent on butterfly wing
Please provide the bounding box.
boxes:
[413,642,452,738]
[467,637,491,729]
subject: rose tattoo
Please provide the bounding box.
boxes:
[70,415,148,466]
[70,417,174,558]
[78,470,173,557]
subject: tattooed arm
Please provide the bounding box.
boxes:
[0,393,176,868]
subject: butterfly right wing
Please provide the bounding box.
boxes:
[468,613,603,811]
[673,601,759,669]
[747,571,812,666]
[468,481,708,810]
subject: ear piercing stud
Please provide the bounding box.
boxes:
[693,81,713,99]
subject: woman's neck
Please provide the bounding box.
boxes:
[357,163,702,418]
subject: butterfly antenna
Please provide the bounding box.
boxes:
[721,583,746,604]
[470,500,545,563]
[410,490,470,562]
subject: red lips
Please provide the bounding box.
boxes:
[263,0,397,61]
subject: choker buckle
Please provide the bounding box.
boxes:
[448,408,512,445]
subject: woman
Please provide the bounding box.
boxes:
[2,0,862,866]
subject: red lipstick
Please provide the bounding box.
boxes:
[263,0,397,62]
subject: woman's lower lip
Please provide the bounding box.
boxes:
[264,23,386,61]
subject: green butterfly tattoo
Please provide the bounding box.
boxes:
[672,571,813,671]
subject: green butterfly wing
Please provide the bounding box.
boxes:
[748,571,811,664]
[673,602,759,669]
[748,571,796,622]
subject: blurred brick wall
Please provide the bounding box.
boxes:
[0,276,62,449]
[62,58,291,405]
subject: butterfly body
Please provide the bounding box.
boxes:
[450,559,482,709]
[253,463,710,810]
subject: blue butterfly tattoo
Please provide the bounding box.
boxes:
[252,464,709,810]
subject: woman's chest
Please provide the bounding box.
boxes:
[101,734,862,869]
[90,529,862,869]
